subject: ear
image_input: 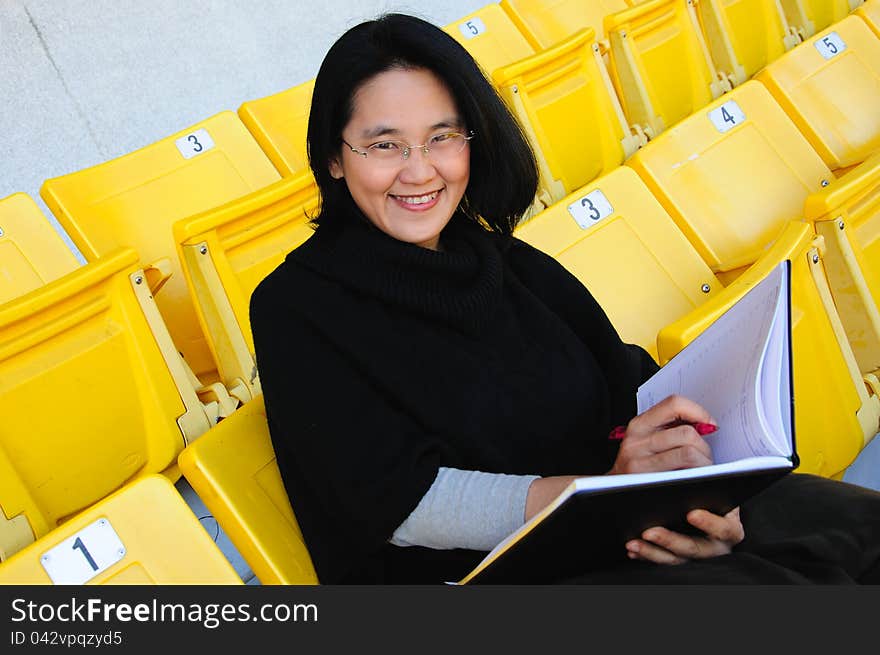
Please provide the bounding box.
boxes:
[329,157,344,180]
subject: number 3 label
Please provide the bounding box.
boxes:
[815,32,846,60]
[568,189,613,229]
[175,128,215,159]
[458,18,486,39]
[708,100,746,134]
[40,519,126,584]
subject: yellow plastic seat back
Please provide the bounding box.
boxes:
[178,395,318,585]
[0,193,79,304]
[40,111,281,381]
[755,16,880,171]
[0,247,221,560]
[856,0,880,37]
[780,0,855,38]
[604,0,730,140]
[238,78,315,177]
[493,28,640,210]
[173,171,319,398]
[657,221,879,477]
[805,152,880,375]
[444,4,537,77]
[627,80,831,277]
[696,0,799,86]
[0,474,242,583]
[500,0,633,49]
[514,166,721,360]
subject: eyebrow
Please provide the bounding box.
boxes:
[359,118,464,140]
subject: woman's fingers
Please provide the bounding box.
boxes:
[687,508,744,545]
[625,536,688,565]
[628,394,716,435]
[627,508,746,565]
[616,424,713,473]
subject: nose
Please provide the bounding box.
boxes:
[397,147,436,184]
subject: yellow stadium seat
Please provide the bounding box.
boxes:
[178,395,318,585]
[173,171,319,399]
[514,166,722,361]
[0,474,242,583]
[40,111,281,385]
[695,0,799,87]
[492,27,642,210]
[626,79,831,279]
[604,0,731,140]
[755,15,880,171]
[0,193,79,305]
[444,3,537,77]
[657,220,879,477]
[856,0,880,37]
[0,248,227,561]
[805,152,880,378]
[499,0,633,49]
[238,78,315,177]
[515,167,875,476]
[779,0,857,39]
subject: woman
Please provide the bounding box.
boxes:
[250,13,880,584]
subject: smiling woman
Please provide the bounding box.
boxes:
[248,12,880,585]
[328,67,472,250]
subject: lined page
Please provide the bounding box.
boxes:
[637,263,789,463]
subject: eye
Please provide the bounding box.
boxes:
[370,141,402,151]
[429,132,459,145]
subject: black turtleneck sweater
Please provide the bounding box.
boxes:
[249,211,658,584]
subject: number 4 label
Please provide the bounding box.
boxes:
[708,101,746,134]
[175,128,215,159]
[815,32,846,60]
[458,18,486,39]
[567,189,613,229]
[40,518,126,584]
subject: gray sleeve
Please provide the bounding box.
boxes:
[389,467,540,551]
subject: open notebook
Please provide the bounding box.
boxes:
[457,260,795,584]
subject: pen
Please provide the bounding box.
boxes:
[607,421,717,440]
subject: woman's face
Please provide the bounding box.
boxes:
[329,67,470,250]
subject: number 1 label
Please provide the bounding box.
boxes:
[458,18,486,39]
[815,32,846,60]
[175,128,215,159]
[40,519,126,584]
[567,189,613,229]
[708,101,746,134]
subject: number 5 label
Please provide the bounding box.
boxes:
[175,128,215,159]
[815,32,846,60]
[40,518,126,584]
[708,101,746,134]
[458,18,486,39]
[568,189,613,229]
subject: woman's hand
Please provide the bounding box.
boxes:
[625,507,745,564]
[607,394,715,476]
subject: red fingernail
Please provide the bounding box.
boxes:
[694,422,717,436]
[608,425,626,440]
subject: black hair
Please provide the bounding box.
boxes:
[306,13,539,235]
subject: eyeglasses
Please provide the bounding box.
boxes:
[341,130,474,165]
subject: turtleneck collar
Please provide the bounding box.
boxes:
[287,208,506,335]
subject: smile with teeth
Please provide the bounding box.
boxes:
[391,190,441,205]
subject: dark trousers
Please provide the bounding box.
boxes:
[560,474,880,584]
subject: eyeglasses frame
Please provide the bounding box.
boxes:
[340,130,474,162]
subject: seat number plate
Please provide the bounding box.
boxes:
[40,519,126,584]
[708,101,746,134]
[175,129,215,159]
[458,18,486,39]
[568,189,613,229]
[815,32,846,60]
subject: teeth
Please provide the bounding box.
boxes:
[395,191,439,205]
